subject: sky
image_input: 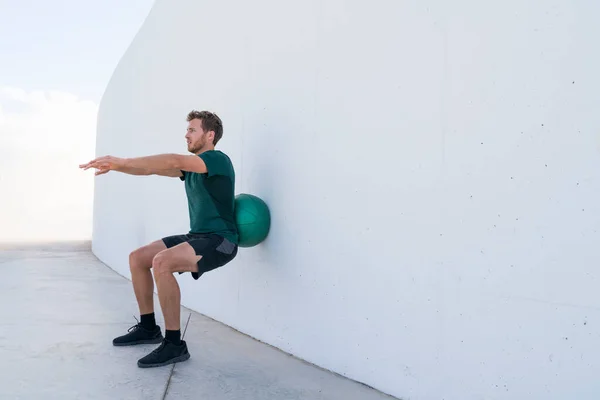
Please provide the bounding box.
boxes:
[0,0,155,242]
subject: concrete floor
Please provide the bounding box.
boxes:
[0,241,397,400]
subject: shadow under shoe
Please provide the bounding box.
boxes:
[137,339,191,368]
[113,323,163,346]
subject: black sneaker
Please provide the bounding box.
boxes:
[113,323,163,346]
[137,339,190,368]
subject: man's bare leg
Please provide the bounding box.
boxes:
[113,240,168,347]
[129,240,167,315]
[136,243,198,368]
[152,242,200,331]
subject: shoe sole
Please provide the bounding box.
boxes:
[137,352,191,368]
[113,337,164,346]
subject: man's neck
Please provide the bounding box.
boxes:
[195,146,215,155]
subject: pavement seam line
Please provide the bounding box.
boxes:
[161,312,192,400]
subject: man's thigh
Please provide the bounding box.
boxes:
[154,241,201,274]
[162,234,238,280]
[188,234,238,279]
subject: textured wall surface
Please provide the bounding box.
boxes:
[93,1,600,398]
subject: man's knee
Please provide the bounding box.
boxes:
[130,241,164,272]
[129,248,144,271]
[152,251,172,276]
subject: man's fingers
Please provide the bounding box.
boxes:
[80,161,112,173]
[87,161,110,170]
[80,155,112,170]
[80,159,100,169]
[95,168,110,176]
[80,162,94,170]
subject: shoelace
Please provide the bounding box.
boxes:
[127,316,142,332]
[127,324,143,332]
[126,316,167,353]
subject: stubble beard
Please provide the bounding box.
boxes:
[189,138,207,154]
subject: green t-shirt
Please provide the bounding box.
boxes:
[180,150,238,244]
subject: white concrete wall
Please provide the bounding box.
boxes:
[92,1,600,399]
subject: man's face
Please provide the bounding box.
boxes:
[185,119,211,154]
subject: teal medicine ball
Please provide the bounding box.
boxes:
[234,193,271,247]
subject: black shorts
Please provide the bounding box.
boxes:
[161,233,238,280]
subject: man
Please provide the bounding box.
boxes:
[80,110,238,368]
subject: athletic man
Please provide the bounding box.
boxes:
[79,110,238,368]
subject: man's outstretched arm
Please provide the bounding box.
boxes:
[122,154,207,174]
[79,153,204,176]
[114,166,183,177]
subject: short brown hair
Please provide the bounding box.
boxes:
[186,110,223,145]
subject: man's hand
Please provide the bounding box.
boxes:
[79,155,126,175]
